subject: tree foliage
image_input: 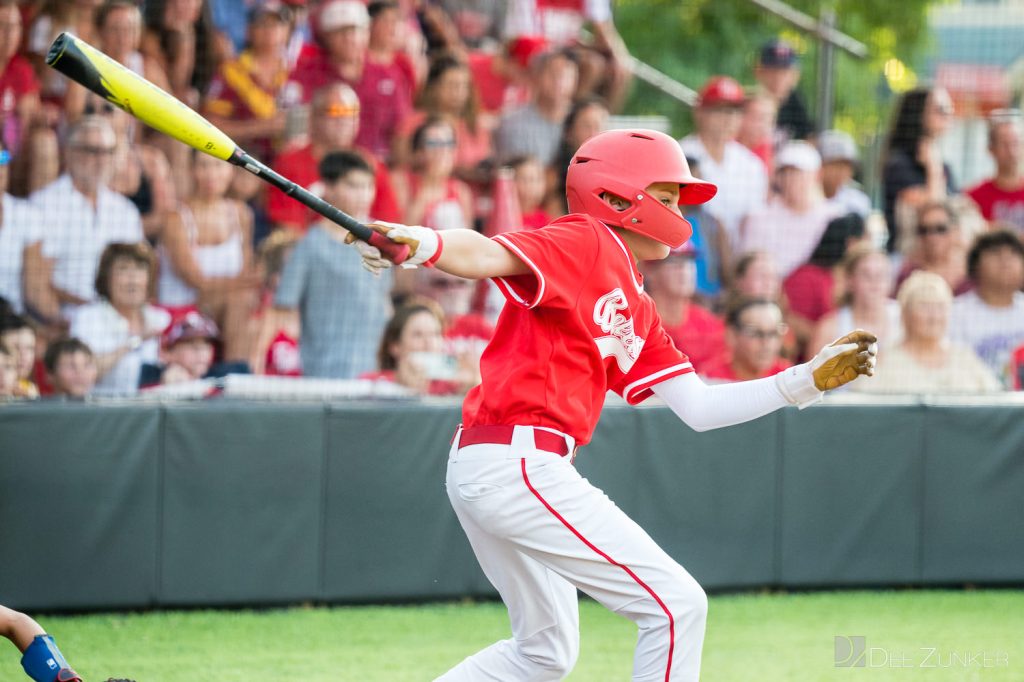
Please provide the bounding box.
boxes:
[615,0,937,141]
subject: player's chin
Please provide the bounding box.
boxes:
[647,241,672,261]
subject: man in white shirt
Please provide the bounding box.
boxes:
[680,76,768,252]
[949,229,1024,388]
[740,140,839,278]
[31,117,142,318]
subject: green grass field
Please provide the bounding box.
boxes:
[2,590,1021,681]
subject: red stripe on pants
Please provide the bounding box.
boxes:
[519,458,676,681]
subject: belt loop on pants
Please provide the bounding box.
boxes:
[454,425,577,463]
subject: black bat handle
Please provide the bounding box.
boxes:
[228,150,410,264]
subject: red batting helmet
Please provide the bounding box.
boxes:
[565,129,717,248]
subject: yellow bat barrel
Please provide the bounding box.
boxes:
[46,32,236,161]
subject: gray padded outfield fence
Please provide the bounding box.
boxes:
[1,397,1023,611]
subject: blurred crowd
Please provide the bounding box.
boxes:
[1,0,1023,402]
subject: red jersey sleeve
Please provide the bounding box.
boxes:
[612,317,694,405]
[491,216,600,309]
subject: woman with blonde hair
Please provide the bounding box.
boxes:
[809,243,901,353]
[854,271,999,394]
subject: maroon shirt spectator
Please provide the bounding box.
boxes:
[267,83,400,229]
[204,2,296,163]
[784,212,867,328]
[966,111,1024,235]
[290,0,413,163]
[642,243,727,373]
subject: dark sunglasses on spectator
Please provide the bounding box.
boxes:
[917,223,950,236]
[738,324,787,340]
[74,144,116,156]
[0,149,9,166]
[423,138,456,149]
[84,101,117,116]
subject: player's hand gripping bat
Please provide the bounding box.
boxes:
[45,32,410,264]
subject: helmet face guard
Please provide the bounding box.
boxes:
[566,129,717,248]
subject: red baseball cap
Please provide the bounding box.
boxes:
[507,35,549,69]
[698,76,746,108]
[162,310,219,349]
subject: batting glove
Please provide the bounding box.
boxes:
[347,222,443,273]
[775,329,877,408]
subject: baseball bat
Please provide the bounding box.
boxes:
[45,32,410,263]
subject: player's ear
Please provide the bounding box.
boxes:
[599,191,630,212]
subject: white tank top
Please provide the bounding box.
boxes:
[158,203,244,306]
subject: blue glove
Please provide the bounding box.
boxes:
[21,635,81,682]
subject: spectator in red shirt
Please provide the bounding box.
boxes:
[642,241,726,373]
[508,155,552,229]
[367,0,424,91]
[1011,342,1024,391]
[966,110,1024,235]
[392,117,473,231]
[895,200,970,296]
[0,0,58,198]
[415,267,491,386]
[465,35,537,117]
[291,0,413,163]
[267,82,400,230]
[737,91,777,174]
[784,212,867,348]
[702,298,792,382]
[204,2,295,164]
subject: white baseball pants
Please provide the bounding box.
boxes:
[435,426,707,682]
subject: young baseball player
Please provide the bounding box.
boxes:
[354,129,877,681]
[1,603,134,682]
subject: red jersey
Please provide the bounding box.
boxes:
[966,179,1024,233]
[265,329,301,376]
[0,54,39,152]
[783,263,835,323]
[266,143,401,228]
[463,215,694,445]
[661,303,726,373]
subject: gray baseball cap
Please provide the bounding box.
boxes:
[817,130,859,164]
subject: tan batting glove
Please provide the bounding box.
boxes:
[775,329,878,408]
[345,221,441,271]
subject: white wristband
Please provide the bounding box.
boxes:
[773,362,824,409]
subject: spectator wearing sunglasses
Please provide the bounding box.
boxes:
[30,117,143,320]
[392,117,472,231]
[966,110,1024,235]
[895,200,970,296]
[701,298,791,383]
[79,93,177,241]
[267,82,400,231]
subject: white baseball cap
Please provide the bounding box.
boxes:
[776,140,821,172]
[320,0,369,32]
[817,130,859,164]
